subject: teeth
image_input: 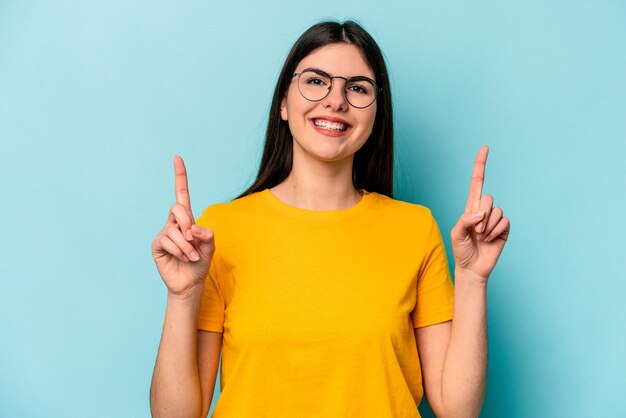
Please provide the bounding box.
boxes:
[314,119,347,131]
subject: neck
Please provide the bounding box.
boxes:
[270,150,362,211]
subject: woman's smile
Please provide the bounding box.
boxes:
[309,115,353,137]
[280,43,377,162]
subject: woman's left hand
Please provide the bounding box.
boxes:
[450,145,510,284]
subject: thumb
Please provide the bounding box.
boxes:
[190,224,215,258]
[452,211,485,241]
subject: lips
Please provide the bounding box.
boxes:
[310,116,352,133]
[313,119,347,131]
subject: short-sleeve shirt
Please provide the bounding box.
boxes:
[196,189,454,417]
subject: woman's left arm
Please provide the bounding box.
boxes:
[416,145,510,418]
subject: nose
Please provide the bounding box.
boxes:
[321,78,349,112]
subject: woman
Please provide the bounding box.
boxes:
[150,20,510,418]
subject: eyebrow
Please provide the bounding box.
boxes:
[300,67,376,83]
[301,67,331,78]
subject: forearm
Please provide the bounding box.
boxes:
[150,288,205,418]
[440,269,488,418]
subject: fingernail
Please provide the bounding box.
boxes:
[186,229,193,240]
[190,250,200,261]
[472,211,484,219]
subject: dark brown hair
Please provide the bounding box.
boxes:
[236,20,394,199]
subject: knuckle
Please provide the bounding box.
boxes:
[166,225,182,236]
[171,203,188,218]
[159,235,171,247]
[170,202,182,212]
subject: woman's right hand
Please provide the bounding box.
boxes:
[151,156,215,298]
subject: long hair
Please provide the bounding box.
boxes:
[235,20,394,199]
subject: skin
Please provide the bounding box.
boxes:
[150,43,511,417]
[416,146,510,417]
[274,43,377,211]
[150,157,218,418]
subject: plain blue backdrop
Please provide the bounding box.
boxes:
[1,1,625,417]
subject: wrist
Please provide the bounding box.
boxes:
[454,268,489,288]
[167,283,205,304]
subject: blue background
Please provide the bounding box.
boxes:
[1,1,625,417]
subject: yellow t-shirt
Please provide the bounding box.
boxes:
[196,189,454,418]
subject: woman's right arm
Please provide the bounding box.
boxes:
[198,330,223,417]
[150,156,219,418]
[150,291,222,418]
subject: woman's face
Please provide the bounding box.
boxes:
[280,43,377,163]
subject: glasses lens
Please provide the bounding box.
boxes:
[296,70,378,108]
[345,78,377,108]
[297,71,332,102]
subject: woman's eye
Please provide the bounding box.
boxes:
[347,84,369,94]
[306,77,327,86]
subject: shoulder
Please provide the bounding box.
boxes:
[370,192,436,227]
[367,194,445,254]
[195,190,265,229]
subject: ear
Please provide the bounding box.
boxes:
[280,96,288,121]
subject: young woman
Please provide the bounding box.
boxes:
[150,20,510,418]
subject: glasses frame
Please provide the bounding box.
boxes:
[292,67,381,109]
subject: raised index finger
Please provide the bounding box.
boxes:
[464,145,489,213]
[173,155,194,219]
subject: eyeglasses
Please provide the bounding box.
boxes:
[292,67,380,109]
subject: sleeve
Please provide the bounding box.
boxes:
[196,207,226,332]
[197,258,225,332]
[411,209,455,328]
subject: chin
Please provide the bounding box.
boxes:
[306,145,351,162]
[293,137,364,163]
[308,152,345,162]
